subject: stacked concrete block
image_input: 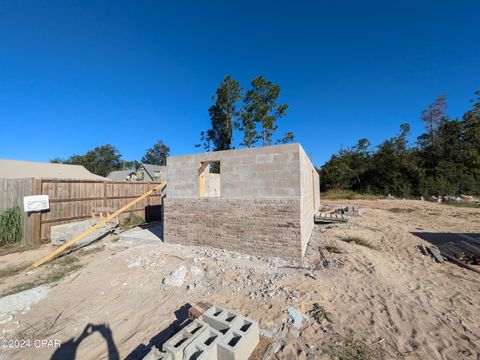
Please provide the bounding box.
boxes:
[166,143,301,200]
[183,327,223,360]
[201,305,259,360]
[143,346,172,360]
[163,304,260,360]
[163,319,209,359]
[50,219,113,248]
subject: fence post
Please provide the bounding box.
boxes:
[103,181,108,207]
[33,179,42,243]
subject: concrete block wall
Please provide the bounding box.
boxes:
[299,146,321,255]
[156,166,167,182]
[164,143,317,261]
[163,198,303,260]
[166,143,301,199]
[50,219,113,248]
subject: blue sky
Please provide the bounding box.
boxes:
[0,0,479,166]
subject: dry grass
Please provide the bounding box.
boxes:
[325,244,344,254]
[308,303,333,323]
[0,263,27,279]
[331,331,382,360]
[340,236,378,250]
[387,207,415,213]
[1,255,83,297]
[0,243,41,256]
[321,189,380,200]
[442,200,480,208]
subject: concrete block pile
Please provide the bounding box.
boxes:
[50,219,114,248]
[152,303,259,360]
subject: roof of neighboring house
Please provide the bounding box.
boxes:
[139,163,166,179]
[0,159,108,180]
[106,170,135,181]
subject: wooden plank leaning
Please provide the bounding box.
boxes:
[25,183,165,271]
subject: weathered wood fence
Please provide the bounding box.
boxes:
[0,178,162,244]
[0,178,36,245]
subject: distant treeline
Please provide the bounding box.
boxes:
[319,91,480,197]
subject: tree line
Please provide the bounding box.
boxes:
[51,140,170,177]
[320,91,480,197]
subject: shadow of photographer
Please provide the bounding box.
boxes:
[51,323,119,360]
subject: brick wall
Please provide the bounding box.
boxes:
[164,198,303,261]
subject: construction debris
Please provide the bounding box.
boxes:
[314,213,348,224]
[189,301,214,320]
[419,238,480,274]
[335,205,359,216]
[159,303,260,360]
[314,204,360,224]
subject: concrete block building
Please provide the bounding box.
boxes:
[163,143,320,261]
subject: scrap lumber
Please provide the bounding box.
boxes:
[440,251,480,275]
[26,183,165,271]
[314,212,348,224]
[427,246,445,263]
[418,244,428,256]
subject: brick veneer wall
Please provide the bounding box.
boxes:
[163,198,303,261]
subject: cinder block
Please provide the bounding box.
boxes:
[201,305,239,334]
[183,327,222,360]
[217,322,259,360]
[163,319,208,360]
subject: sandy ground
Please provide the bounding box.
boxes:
[0,199,479,360]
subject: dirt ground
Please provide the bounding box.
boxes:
[0,199,479,360]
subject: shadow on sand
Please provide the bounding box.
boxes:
[124,303,192,360]
[411,232,480,247]
[51,323,119,360]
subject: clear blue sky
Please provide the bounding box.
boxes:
[1,0,479,166]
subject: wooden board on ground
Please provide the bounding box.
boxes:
[428,246,444,263]
[314,212,348,224]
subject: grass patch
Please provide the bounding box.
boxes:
[331,331,382,360]
[321,189,380,201]
[0,243,41,257]
[387,207,415,213]
[341,236,378,250]
[1,255,82,297]
[0,264,27,279]
[442,201,480,208]
[325,245,344,254]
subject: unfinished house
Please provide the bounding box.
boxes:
[163,143,320,261]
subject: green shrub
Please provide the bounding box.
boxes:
[0,207,23,246]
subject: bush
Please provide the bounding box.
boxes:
[0,207,23,246]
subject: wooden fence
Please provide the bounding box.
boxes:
[0,178,36,244]
[0,178,162,244]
